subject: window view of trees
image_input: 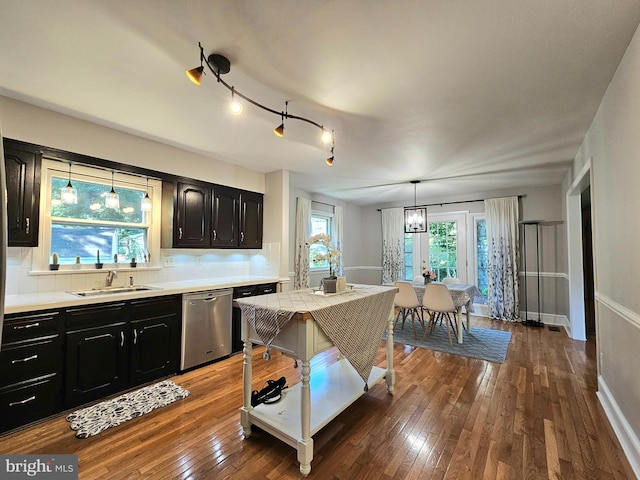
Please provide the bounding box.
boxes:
[428,221,458,282]
[476,219,488,302]
[309,214,330,268]
[50,176,149,264]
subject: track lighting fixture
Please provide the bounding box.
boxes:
[186,42,335,165]
[404,180,428,233]
[273,102,287,137]
[105,171,120,209]
[230,86,243,115]
[325,131,335,166]
[61,162,78,204]
[141,178,152,212]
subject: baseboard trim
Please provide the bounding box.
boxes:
[597,376,640,479]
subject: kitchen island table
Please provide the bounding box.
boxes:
[237,284,397,476]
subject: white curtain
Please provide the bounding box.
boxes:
[331,206,344,277]
[381,207,405,284]
[294,197,311,290]
[485,196,520,321]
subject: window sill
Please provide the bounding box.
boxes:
[29,265,162,276]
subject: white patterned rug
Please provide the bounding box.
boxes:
[66,380,190,438]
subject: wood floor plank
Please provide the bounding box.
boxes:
[0,317,636,479]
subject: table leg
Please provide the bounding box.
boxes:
[298,359,313,476]
[240,333,253,437]
[386,307,395,394]
[465,301,471,334]
[456,306,463,343]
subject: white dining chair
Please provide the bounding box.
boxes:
[421,282,457,345]
[393,281,424,339]
[442,277,461,285]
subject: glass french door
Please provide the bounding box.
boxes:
[414,213,468,283]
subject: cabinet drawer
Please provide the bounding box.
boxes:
[2,311,60,344]
[257,283,277,295]
[0,336,61,387]
[66,302,128,330]
[130,295,180,320]
[0,374,61,432]
[233,285,258,299]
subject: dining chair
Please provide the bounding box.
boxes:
[412,276,424,284]
[442,277,461,285]
[421,282,457,345]
[393,281,424,339]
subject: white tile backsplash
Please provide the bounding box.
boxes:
[5,244,281,295]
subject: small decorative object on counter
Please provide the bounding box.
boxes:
[95,250,103,269]
[130,257,137,268]
[113,254,118,263]
[50,252,60,270]
[73,256,81,269]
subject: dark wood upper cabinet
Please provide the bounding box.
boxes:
[240,190,263,249]
[174,182,211,248]
[3,139,41,246]
[169,181,262,249]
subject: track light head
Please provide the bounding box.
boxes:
[230,87,243,115]
[325,156,334,166]
[185,65,204,85]
[321,129,332,144]
[273,123,285,137]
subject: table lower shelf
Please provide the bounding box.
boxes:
[247,358,385,448]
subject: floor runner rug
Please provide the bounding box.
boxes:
[66,380,189,438]
[386,322,512,363]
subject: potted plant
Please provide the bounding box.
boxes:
[130,257,137,268]
[50,252,60,270]
[422,268,436,284]
[95,250,103,269]
[309,233,341,293]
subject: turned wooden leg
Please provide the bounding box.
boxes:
[386,306,395,394]
[240,335,253,437]
[298,360,313,475]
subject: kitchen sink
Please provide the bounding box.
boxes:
[68,285,161,297]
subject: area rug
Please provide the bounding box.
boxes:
[66,380,190,438]
[386,321,512,363]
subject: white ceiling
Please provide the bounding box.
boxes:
[1,0,639,206]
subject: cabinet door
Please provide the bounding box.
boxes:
[130,296,180,385]
[65,322,128,408]
[240,191,263,248]
[212,185,240,247]
[175,182,211,247]
[3,139,41,247]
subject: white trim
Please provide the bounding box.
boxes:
[519,271,569,279]
[597,377,640,479]
[596,292,640,329]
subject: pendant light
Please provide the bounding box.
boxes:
[60,162,78,204]
[230,86,243,115]
[404,180,427,233]
[141,178,152,212]
[105,171,120,209]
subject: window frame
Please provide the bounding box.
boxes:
[35,158,163,272]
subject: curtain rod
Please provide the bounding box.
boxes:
[376,194,526,211]
[311,199,336,208]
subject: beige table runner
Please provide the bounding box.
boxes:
[237,285,397,387]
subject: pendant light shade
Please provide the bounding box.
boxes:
[185,66,204,85]
[404,181,428,233]
[273,123,285,137]
[60,163,78,204]
[141,178,152,212]
[105,171,120,209]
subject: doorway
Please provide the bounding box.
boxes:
[581,186,596,338]
[415,213,468,283]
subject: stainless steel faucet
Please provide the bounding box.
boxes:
[105,270,118,287]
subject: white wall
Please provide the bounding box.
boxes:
[568,22,640,474]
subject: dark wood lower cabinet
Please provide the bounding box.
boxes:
[64,322,129,408]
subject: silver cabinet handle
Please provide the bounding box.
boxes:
[120,331,125,347]
[9,396,36,407]
[213,229,217,240]
[178,227,183,239]
[25,217,30,234]
[11,354,38,364]
[14,322,40,330]
[133,329,138,345]
[240,231,244,242]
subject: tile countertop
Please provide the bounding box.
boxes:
[4,276,281,315]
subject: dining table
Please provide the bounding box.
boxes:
[411,282,483,344]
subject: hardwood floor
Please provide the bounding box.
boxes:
[1,317,635,479]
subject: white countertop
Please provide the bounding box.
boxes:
[4,275,281,315]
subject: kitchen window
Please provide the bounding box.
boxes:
[37,159,162,270]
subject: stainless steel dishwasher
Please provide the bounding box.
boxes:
[181,289,233,370]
